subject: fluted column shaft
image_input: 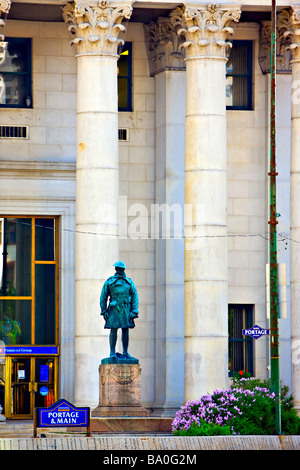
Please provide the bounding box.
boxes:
[285,7,300,412]
[173,3,240,401]
[63,0,132,407]
[145,17,186,414]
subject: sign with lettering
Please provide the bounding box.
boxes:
[242,325,270,340]
[34,399,90,437]
[0,345,59,355]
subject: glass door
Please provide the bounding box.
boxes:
[5,356,57,419]
[10,356,32,418]
[0,353,5,415]
[34,357,57,409]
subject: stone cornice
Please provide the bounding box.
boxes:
[144,16,185,76]
[62,0,133,57]
[170,3,241,61]
[0,160,76,180]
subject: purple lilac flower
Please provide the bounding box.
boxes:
[171,385,276,433]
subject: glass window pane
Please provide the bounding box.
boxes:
[35,264,55,344]
[0,38,31,108]
[117,43,131,111]
[0,218,31,296]
[231,77,249,108]
[228,305,253,376]
[226,76,233,107]
[118,51,129,76]
[35,358,55,408]
[35,218,55,261]
[0,40,29,73]
[228,44,248,75]
[118,77,129,109]
[0,73,28,106]
[0,299,31,344]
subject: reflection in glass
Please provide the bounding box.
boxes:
[35,264,55,344]
[0,42,7,66]
[0,73,28,105]
[0,38,32,108]
[0,218,31,296]
[0,299,31,344]
[35,218,55,261]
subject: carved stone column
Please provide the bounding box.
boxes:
[259,10,292,75]
[62,0,133,407]
[172,3,240,401]
[144,17,186,415]
[259,10,292,388]
[284,7,300,413]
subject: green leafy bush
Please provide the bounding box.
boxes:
[174,420,231,436]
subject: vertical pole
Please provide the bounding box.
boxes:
[269,0,281,435]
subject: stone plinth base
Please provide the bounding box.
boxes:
[92,363,149,417]
[90,417,172,434]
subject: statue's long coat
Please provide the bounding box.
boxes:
[100,273,139,329]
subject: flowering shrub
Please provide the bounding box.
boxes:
[172,384,300,436]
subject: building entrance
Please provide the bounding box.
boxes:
[3,354,58,419]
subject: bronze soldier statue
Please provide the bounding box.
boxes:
[100,261,139,360]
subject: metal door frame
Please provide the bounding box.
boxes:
[4,355,58,419]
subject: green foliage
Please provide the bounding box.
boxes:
[173,378,300,436]
[174,420,231,436]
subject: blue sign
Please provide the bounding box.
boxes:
[0,346,59,355]
[38,399,90,428]
[40,365,49,382]
[40,386,49,396]
[243,325,270,340]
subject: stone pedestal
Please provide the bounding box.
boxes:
[92,363,149,417]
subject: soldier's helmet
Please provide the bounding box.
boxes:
[113,260,127,269]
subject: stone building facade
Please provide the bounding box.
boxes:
[0,0,299,418]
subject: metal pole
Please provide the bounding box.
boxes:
[269,0,281,435]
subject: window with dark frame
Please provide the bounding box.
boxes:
[228,304,254,376]
[226,40,253,110]
[118,42,132,112]
[0,37,32,109]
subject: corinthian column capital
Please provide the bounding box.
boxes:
[283,7,300,63]
[62,0,133,57]
[0,0,11,40]
[259,9,293,74]
[170,3,241,61]
[144,16,185,76]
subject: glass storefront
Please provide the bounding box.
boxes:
[0,216,59,418]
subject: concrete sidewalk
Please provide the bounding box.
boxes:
[0,420,299,450]
[0,434,300,450]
